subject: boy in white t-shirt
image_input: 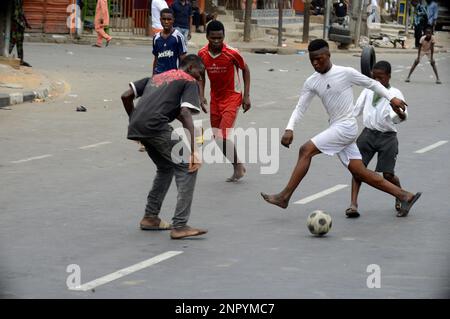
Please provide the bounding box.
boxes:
[346,61,408,218]
[405,26,441,84]
[261,39,421,218]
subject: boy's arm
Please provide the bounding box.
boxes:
[349,68,407,113]
[198,78,207,113]
[177,108,201,172]
[242,64,251,113]
[283,84,316,148]
[121,88,135,117]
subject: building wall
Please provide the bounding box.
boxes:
[24,0,73,34]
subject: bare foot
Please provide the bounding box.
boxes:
[226,164,246,182]
[260,192,288,209]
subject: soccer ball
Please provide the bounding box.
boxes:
[306,210,332,236]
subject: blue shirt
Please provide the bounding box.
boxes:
[171,0,192,29]
[152,29,187,74]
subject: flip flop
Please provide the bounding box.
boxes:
[397,192,422,217]
[345,207,360,218]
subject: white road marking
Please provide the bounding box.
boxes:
[287,95,300,99]
[69,251,183,292]
[414,140,448,154]
[393,69,403,73]
[11,154,53,164]
[294,184,348,204]
[79,141,112,149]
[257,101,276,107]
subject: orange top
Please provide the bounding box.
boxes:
[95,0,109,26]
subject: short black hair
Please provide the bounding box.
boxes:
[160,8,174,16]
[373,60,391,75]
[206,20,225,36]
[308,39,329,52]
[180,54,205,69]
[424,25,433,32]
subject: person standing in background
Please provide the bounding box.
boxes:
[151,0,169,35]
[426,0,438,32]
[171,0,192,48]
[9,0,32,66]
[412,0,428,49]
[93,0,112,48]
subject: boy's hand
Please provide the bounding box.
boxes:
[281,130,294,148]
[390,97,407,113]
[242,96,251,113]
[200,97,208,113]
[188,151,202,173]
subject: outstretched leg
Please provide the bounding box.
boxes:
[261,141,321,208]
[405,58,419,81]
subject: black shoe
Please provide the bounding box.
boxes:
[20,61,32,67]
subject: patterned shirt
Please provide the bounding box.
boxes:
[152,29,187,74]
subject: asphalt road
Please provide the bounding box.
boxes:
[1,42,449,299]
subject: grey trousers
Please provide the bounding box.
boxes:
[141,128,197,228]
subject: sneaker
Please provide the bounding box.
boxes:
[405,78,410,82]
[140,216,172,230]
[170,225,207,239]
[436,80,442,84]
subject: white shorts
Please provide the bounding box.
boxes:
[311,119,362,167]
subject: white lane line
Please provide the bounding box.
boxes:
[79,141,112,149]
[393,69,403,73]
[69,251,183,292]
[294,184,348,204]
[414,140,448,154]
[11,154,53,164]
[257,101,276,107]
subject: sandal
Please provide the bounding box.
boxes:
[345,207,360,218]
[397,192,422,217]
[395,198,401,212]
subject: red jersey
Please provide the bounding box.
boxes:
[198,43,246,102]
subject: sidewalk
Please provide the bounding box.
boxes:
[0,63,66,108]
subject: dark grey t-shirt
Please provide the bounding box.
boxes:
[127,69,200,140]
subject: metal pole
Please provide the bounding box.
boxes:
[354,0,364,47]
[303,0,311,43]
[277,0,283,47]
[404,0,410,36]
[3,0,12,57]
[243,0,253,42]
[324,0,332,40]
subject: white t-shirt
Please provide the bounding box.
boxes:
[152,0,169,29]
[286,65,396,131]
[353,86,407,133]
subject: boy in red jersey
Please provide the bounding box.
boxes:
[198,20,251,182]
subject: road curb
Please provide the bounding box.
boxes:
[0,86,50,108]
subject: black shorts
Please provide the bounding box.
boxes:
[356,127,398,174]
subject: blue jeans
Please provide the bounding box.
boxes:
[175,27,190,49]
